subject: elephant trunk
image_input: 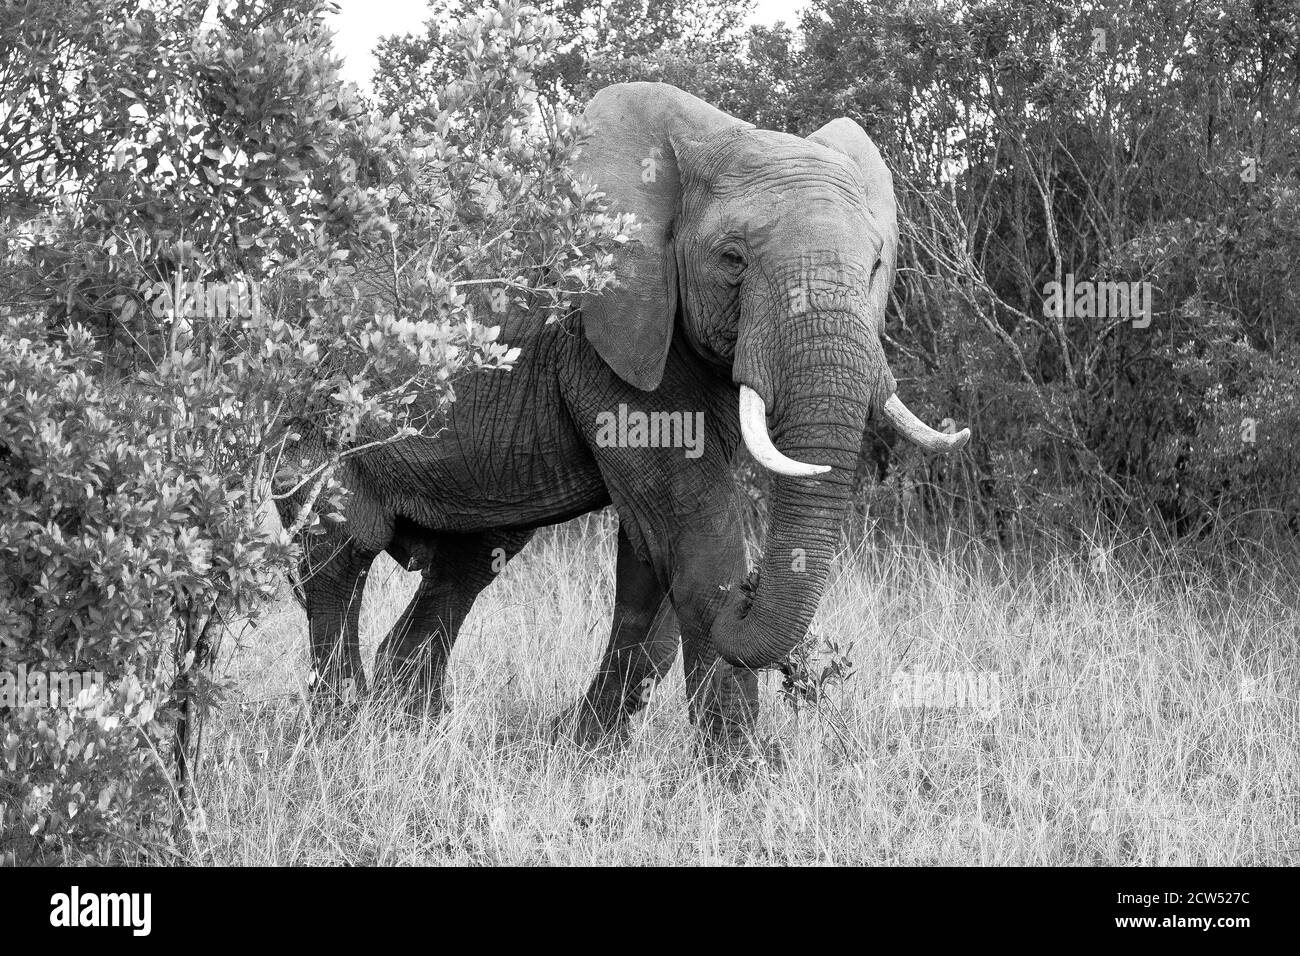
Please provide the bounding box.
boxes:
[711,333,883,670]
[715,332,971,669]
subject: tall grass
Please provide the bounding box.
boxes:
[187,515,1300,864]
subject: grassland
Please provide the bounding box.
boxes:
[189,514,1300,864]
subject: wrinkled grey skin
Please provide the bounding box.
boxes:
[281,83,913,747]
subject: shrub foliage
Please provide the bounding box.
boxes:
[0,0,624,862]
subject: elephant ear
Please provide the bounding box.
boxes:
[806,118,898,321]
[577,83,749,390]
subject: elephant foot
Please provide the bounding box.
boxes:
[689,692,766,773]
[305,670,365,726]
[550,698,634,751]
[394,693,450,725]
[694,729,783,788]
[371,652,451,718]
[370,674,450,725]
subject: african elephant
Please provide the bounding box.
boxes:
[282,82,969,747]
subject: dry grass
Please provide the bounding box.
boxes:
[187,515,1300,865]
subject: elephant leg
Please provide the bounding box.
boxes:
[557,524,680,746]
[666,510,760,753]
[679,620,760,753]
[375,529,533,717]
[298,535,376,715]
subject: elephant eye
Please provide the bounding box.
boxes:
[719,249,746,272]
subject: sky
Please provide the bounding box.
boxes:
[325,0,810,89]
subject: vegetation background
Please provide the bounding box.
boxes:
[379,0,1300,543]
[2,0,1297,864]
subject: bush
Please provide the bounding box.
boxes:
[0,317,265,862]
[0,0,626,863]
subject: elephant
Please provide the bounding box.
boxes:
[280,82,969,748]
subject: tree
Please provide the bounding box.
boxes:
[372,0,754,124]
[785,0,1300,538]
[0,0,626,863]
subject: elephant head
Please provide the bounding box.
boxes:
[577,83,969,669]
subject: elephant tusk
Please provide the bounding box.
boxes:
[738,385,832,477]
[883,394,971,452]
